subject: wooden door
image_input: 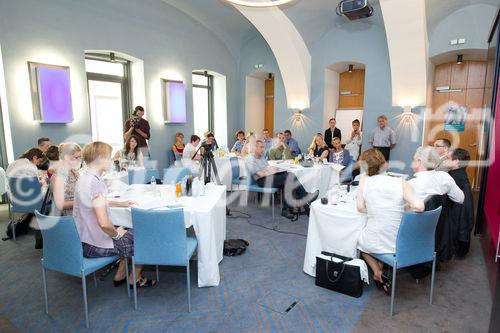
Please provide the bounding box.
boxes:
[338,69,365,109]
[264,76,274,134]
[434,63,451,88]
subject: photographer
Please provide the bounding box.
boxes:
[124,106,151,156]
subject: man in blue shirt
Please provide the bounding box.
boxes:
[231,130,246,155]
[262,128,273,157]
[283,130,300,157]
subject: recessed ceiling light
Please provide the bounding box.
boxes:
[224,0,297,8]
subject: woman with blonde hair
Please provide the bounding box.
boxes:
[50,142,82,216]
[356,148,424,294]
[307,134,329,159]
[171,132,185,161]
[74,141,156,288]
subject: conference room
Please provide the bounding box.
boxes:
[0,0,500,332]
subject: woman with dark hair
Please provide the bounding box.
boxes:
[328,137,351,167]
[356,148,424,294]
[45,145,60,178]
[113,135,144,168]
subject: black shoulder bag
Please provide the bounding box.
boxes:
[315,251,363,298]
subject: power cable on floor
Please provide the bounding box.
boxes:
[228,209,307,237]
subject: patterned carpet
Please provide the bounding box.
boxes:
[0,203,371,333]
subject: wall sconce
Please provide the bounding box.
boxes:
[293,109,304,124]
[348,64,353,73]
[401,105,414,125]
[457,54,463,65]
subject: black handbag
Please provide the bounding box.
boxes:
[315,251,363,298]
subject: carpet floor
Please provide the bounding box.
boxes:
[0,200,492,332]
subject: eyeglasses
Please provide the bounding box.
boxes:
[433,145,445,148]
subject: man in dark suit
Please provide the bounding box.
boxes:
[324,118,342,149]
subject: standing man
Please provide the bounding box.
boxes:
[368,115,396,162]
[124,106,151,156]
[283,130,300,157]
[324,118,342,149]
[433,138,451,171]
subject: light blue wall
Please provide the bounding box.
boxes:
[429,4,497,58]
[0,0,240,170]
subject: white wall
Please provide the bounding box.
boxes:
[244,76,265,136]
[323,68,339,127]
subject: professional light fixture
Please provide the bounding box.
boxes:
[457,54,463,65]
[224,0,298,7]
[110,52,116,63]
[348,64,353,73]
[268,73,273,80]
[293,109,304,124]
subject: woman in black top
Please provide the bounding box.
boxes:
[308,134,329,159]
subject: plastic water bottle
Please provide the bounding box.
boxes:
[150,176,157,192]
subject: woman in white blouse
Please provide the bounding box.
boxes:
[344,119,362,161]
[356,148,424,293]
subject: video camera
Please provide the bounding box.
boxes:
[131,117,141,129]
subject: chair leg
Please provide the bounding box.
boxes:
[430,255,436,304]
[186,262,191,312]
[124,258,130,297]
[156,265,160,283]
[132,257,138,310]
[93,273,97,288]
[41,260,48,314]
[9,207,16,241]
[81,273,89,328]
[272,192,275,222]
[390,265,397,317]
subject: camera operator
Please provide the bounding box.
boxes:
[124,106,151,156]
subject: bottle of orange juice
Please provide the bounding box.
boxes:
[175,183,182,197]
[294,156,299,165]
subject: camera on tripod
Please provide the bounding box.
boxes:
[131,117,141,129]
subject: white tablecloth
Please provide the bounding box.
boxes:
[303,188,367,277]
[109,184,227,287]
[0,167,6,196]
[213,156,248,190]
[269,160,339,197]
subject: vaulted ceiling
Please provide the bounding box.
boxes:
[161,0,498,57]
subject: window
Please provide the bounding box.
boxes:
[192,71,213,138]
[85,54,131,153]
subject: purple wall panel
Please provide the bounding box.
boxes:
[166,81,186,123]
[37,66,73,123]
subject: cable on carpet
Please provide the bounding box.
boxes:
[228,209,307,237]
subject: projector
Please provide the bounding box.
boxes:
[336,0,374,20]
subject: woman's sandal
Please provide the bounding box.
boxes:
[381,271,392,296]
[129,277,157,289]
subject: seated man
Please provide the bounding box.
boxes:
[246,140,319,220]
[408,146,464,204]
[283,130,300,157]
[268,132,293,160]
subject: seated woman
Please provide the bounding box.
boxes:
[74,141,156,288]
[45,145,60,178]
[6,148,48,191]
[307,134,329,159]
[241,132,256,157]
[356,148,424,293]
[171,132,185,161]
[328,137,351,167]
[50,143,81,216]
[182,135,202,174]
[113,135,144,169]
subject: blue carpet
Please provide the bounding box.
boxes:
[0,204,373,332]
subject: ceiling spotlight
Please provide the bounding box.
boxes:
[110,52,116,62]
[225,0,298,7]
[268,73,273,80]
[457,54,463,65]
[348,64,353,73]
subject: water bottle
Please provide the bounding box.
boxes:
[150,176,157,192]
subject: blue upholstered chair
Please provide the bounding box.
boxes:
[245,166,280,221]
[166,150,176,168]
[8,176,45,240]
[371,207,442,316]
[229,157,246,191]
[162,167,192,185]
[131,208,197,311]
[36,212,127,328]
[128,168,160,184]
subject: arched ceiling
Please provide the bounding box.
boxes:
[426,0,499,36]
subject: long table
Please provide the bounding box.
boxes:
[109,184,227,287]
[303,187,367,277]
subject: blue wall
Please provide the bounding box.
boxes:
[0,0,240,170]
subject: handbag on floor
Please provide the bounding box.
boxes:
[315,251,363,298]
